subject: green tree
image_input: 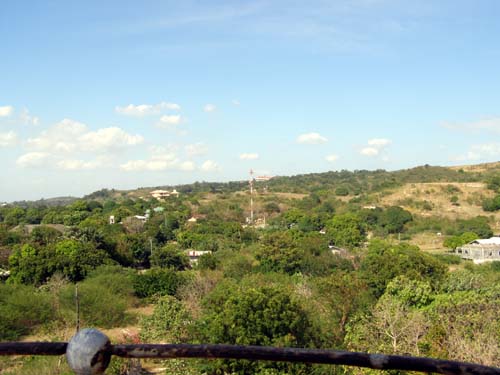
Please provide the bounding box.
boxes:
[151,243,190,270]
[335,186,349,196]
[8,244,51,285]
[359,240,446,298]
[457,216,493,238]
[347,293,428,356]
[197,283,319,374]
[314,272,371,345]
[133,268,188,298]
[54,239,107,281]
[4,207,26,226]
[443,231,478,250]
[325,213,365,248]
[30,225,62,246]
[425,287,500,366]
[482,195,500,212]
[380,206,412,233]
[140,295,193,343]
[385,275,433,308]
[255,232,304,275]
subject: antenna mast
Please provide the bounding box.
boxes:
[249,169,254,223]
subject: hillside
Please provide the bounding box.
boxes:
[1,161,500,373]
[77,163,496,201]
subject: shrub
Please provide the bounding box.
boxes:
[0,284,53,340]
[59,278,131,328]
[432,253,462,265]
[197,253,219,270]
[140,295,193,343]
[359,240,447,298]
[335,186,349,196]
[197,283,319,374]
[133,268,189,299]
[150,243,190,270]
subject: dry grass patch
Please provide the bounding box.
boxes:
[377,182,500,221]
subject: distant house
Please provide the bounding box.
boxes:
[0,268,10,280]
[455,236,500,264]
[329,244,348,256]
[185,250,212,264]
[122,216,147,233]
[150,190,169,199]
[255,175,274,182]
[150,189,180,200]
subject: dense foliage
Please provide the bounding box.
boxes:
[1,164,499,374]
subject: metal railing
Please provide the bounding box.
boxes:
[1,328,499,375]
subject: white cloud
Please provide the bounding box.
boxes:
[360,147,379,156]
[120,160,169,171]
[0,131,18,147]
[27,119,87,152]
[79,127,144,152]
[453,143,500,161]
[0,106,14,117]
[185,142,208,157]
[28,123,142,154]
[367,138,391,147]
[19,108,40,125]
[16,152,49,168]
[55,118,88,135]
[179,161,196,171]
[200,160,219,172]
[442,117,500,134]
[120,146,196,172]
[325,154,339,162]
[360,137,391,157]
[56,159,102,170]
[157,114,184,129]
[115,102,181,116]
[149,143,177,153]
[151,150,177,162]
[203,104,216,113]
[24,119,144,172]
[240,153,259,160]
[296,132,328,144]
[232,99,240,106]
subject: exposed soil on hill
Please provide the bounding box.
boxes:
[377,182,500,230]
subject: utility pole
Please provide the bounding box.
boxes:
[75,285,80,333]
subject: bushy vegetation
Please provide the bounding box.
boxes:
[1,164,500,373]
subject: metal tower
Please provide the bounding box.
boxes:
[249,169,254,223]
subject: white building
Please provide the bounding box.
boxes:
[150,189,180,199]
[456,236,500,264]
[185,250,212,264]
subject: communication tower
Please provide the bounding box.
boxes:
[249,169,254,223]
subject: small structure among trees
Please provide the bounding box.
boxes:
[455,236,500,263]
[150,189,180,200]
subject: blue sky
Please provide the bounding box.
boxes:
[1,0,500,201]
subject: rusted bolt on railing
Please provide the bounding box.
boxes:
[1,328,499,375]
